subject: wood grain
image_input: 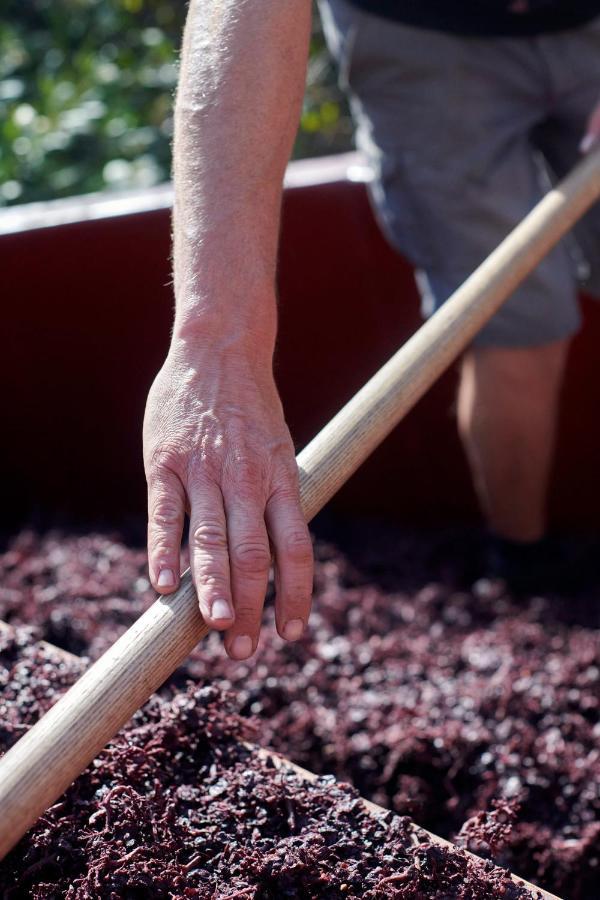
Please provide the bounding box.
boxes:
[0,150,598,860]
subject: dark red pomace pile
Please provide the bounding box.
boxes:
[0,527,598,898]
[0,627,539,899]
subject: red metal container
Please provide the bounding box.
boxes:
[2,153,600,532]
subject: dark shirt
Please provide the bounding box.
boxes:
[346,0,600,36]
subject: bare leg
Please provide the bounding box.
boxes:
[457,340,570,543]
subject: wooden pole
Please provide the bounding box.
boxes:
[0,150,598,860]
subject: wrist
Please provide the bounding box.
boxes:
[172,292,276,350]
[169,313,277,375]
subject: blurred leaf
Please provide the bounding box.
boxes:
[0,2,352,206]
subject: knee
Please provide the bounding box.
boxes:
[464,339,570,391]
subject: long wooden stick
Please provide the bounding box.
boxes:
[0,150,598,860]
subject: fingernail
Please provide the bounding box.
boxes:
[283,618,304,642]
[580,133,596,154]
[211,599,233,621]
[230,635,253,660]
[157,568,175,588]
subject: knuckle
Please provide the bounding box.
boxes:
[191,522,228,553]
[282,529,313,565]
[228,454,265,498]
[271,479,299,501]
[231,539,271,576]
[148,443,184,479]
[189,452,220,485]
[150,498,182,530]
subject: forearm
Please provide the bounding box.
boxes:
[172,0,312,348]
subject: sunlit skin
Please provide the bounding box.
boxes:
[458,340,570,542]
[143,0,600,655]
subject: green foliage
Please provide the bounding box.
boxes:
[297,18,354,159]
[0,1,352,206]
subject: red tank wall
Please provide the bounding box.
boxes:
[1,167,599,532]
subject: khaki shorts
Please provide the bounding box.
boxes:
[321,0,600,346]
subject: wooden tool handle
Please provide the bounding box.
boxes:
[0,150,599,860]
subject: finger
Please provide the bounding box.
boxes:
[147,464,186,594]
[266,475,313,642]
[223,488,271,661]
[188,477,235,630]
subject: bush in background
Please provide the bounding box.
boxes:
[0,0,352,206]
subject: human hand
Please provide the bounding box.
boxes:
[143,337,313,660]
[580,99,600,154]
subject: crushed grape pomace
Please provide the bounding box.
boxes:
[0,528,598,897]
